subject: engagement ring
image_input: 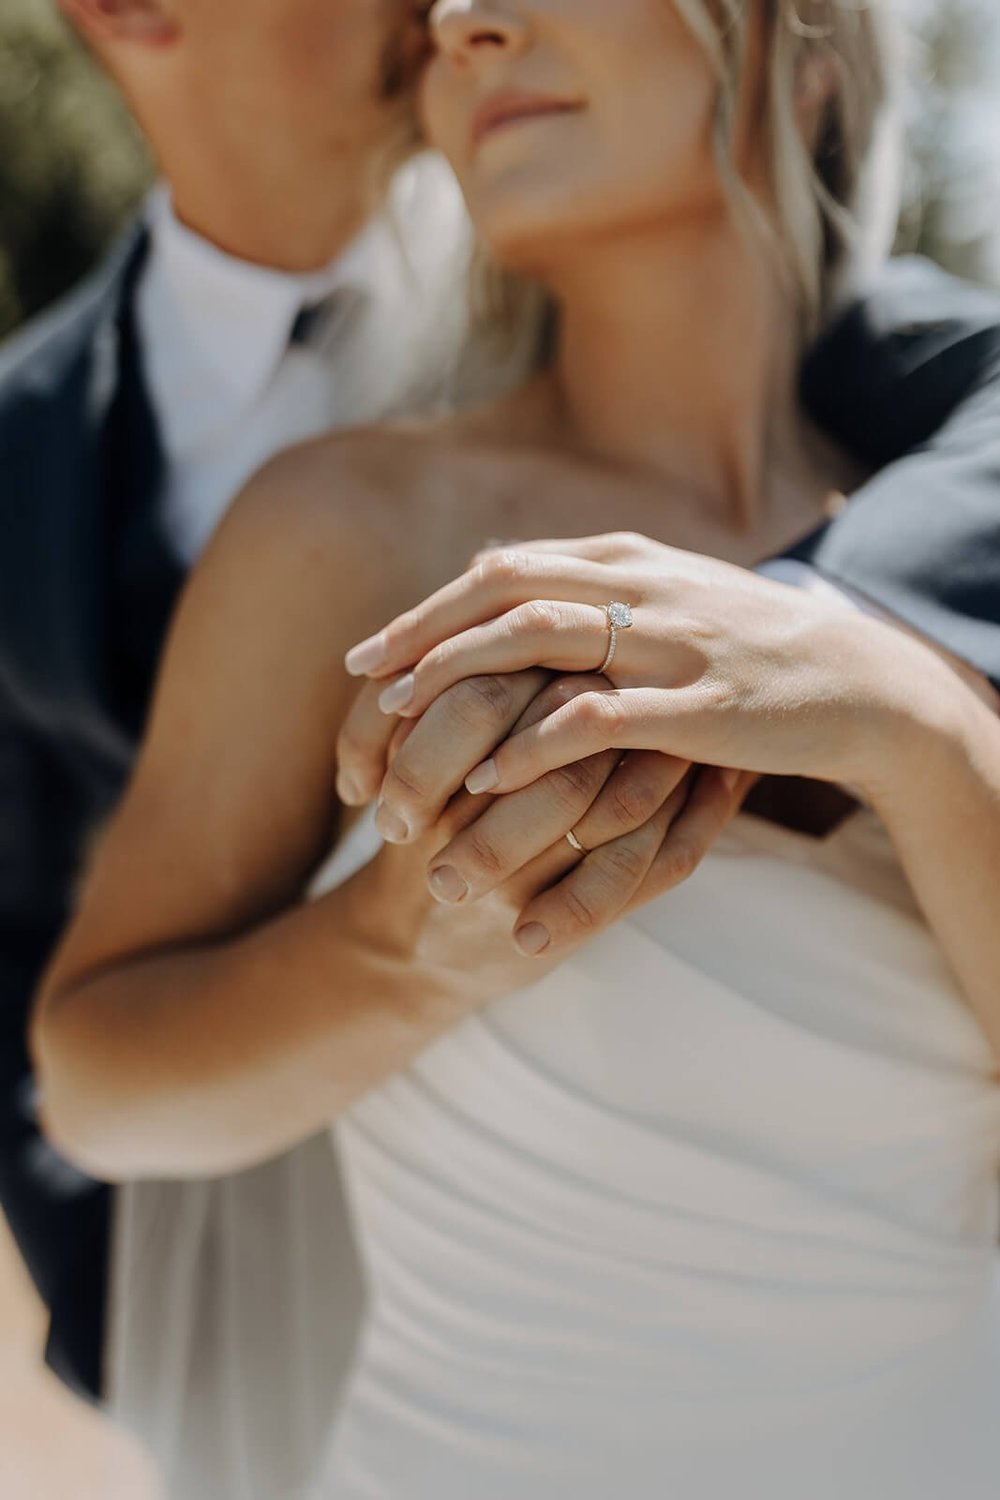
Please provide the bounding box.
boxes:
[599,602,633,674]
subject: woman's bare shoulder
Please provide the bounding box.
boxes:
[201,425,468,652]
[226,424,443,558]
[208,384,568,626]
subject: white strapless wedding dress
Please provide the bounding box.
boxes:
[307,802,1000,1499]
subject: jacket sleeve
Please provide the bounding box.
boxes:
[0,705,111,1403]
[791,256,1000,692]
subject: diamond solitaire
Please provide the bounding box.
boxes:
[600,601,633,674]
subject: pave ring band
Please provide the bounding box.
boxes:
[599,602,633,675]
[565,829,588,855]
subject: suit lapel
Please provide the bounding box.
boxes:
[1,227,183,787]
[99,242,184,741]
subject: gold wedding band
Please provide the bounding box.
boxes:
[565,829,588,854]
[599,602,634,675]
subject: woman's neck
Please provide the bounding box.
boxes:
[546,218,809,533]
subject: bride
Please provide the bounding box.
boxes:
[31,0,1000,1495]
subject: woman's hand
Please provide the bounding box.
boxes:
[342,665,751,958]
[345,531,919,802]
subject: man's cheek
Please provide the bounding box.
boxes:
[379,11,434,102]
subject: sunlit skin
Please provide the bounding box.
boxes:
[418,0,830,519]
[422,0,720,273]
[30,0,1000,1186]
[59,0,430,268]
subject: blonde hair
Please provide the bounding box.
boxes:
[680,0,901,328]
[475,0,901,352]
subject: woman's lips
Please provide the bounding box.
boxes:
[471,91,583,149]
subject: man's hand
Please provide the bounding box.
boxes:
[337,668,751,957]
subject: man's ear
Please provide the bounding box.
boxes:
[58,0,179,48]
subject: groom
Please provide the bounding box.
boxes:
[0,0,478,1409]
[3,0,1000,1476]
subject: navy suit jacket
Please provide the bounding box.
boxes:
[0,228,182,1399]
[1,240,998,1403]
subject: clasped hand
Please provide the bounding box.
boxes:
[338,532,908,957]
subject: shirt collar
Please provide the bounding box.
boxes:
[141,184,381,419]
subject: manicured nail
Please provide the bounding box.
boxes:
[465,759,499,795]
[345,634,387,676]
[378,674,415,715]
[515,923,551,957]
[336,772,364,806]
[721,767,741,792]
[374,801,410,844]
[428,866,469,905]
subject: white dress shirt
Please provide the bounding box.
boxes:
[136,155,472,566]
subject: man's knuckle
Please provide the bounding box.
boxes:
[464,828,507,879]
[609,773,660,829]
[548,758,602,810]
[659,838,701,886]
[560,885,599,934]
[381,758,428,804]
[594,840,647,885]
[449,674,514,729]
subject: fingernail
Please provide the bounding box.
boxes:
[515,923,550,957]
[721,767,741,792]
[345,634,387,676]
[378,674,415,715]
[375,801,410,844]
[428,866,469,905]
[465,759,499,795]
[336,772,365,806]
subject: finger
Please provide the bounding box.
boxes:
[623,764,751,915]
[469,535,631,566]
[374,668,550,844]
[426,782,505,852]
[336,678,401,806]
[490,755,688,917]
[569,750,691,852]
[417,673,612,892]
[512,671,612,730]
[425,750,619,905]
[424,737,680,910]
[379,599,626,721]
[344,551,615,681]
[464,687,707,796]
[511,772,695,956]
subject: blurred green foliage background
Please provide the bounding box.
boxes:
[1,0,1000,347]
[0,0,150,342]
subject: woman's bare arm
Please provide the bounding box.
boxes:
[28,444,522,1181]
[860,656,1000,1063]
